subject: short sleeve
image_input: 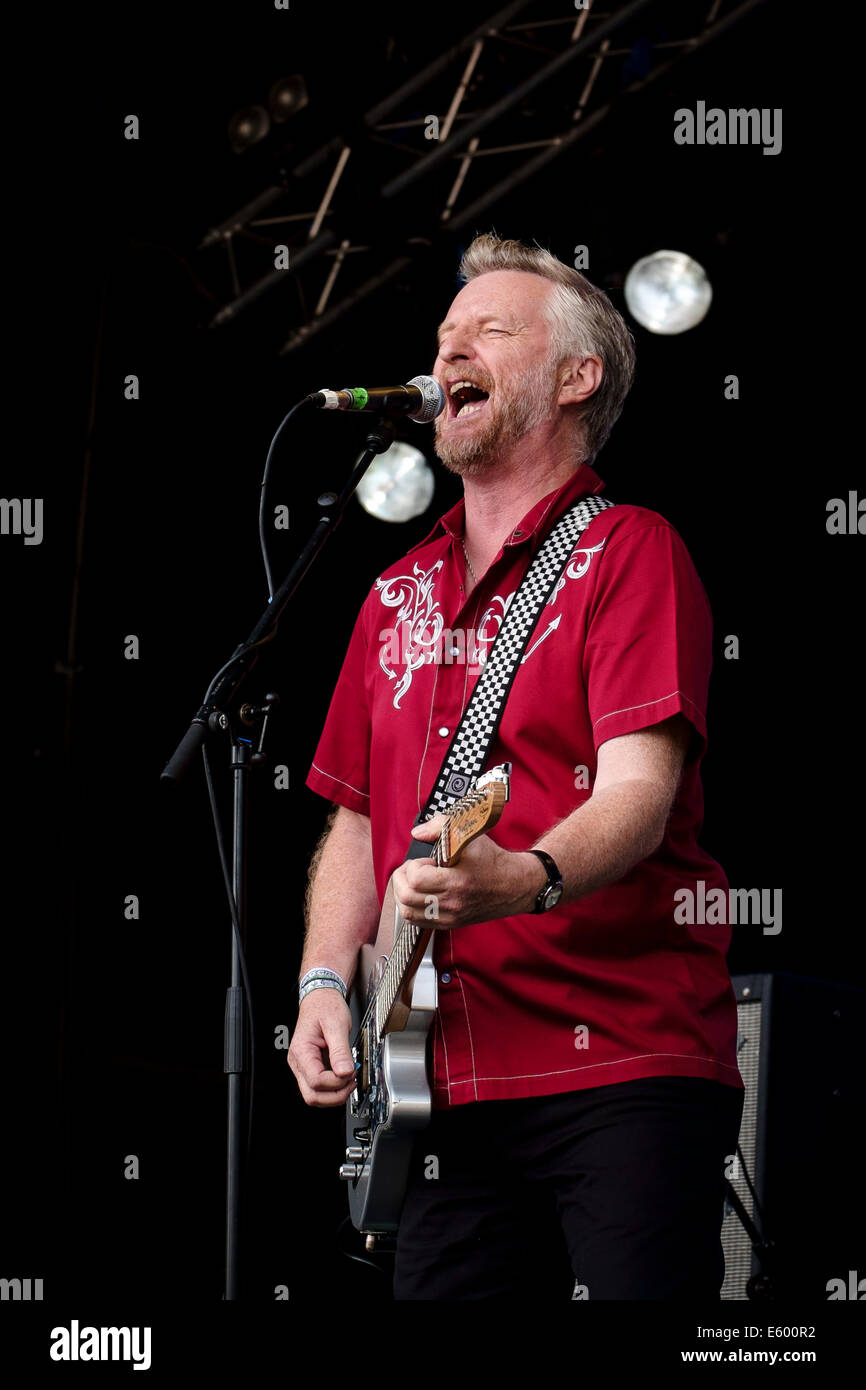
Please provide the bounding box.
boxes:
[305,601,372,815]
[583,521,713,754]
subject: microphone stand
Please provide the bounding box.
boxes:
[161,414,397,1300]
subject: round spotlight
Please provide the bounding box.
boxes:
[624,250,713,335]
[268,75,309,123]
[357,441,435,523]
[228,105,271,155]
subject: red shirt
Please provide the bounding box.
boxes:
[306,463,743,1107]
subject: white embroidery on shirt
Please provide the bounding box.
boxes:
[376,560,444,708]
[547,538,607,605]
[479,536,608,666]
[374,536,607,707]
[521,614,562,663]
[474,592,514,667]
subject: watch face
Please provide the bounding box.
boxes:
[543,884,563,911]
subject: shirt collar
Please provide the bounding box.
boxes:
[406,461,607,556]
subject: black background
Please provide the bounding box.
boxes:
[2,0,862,1342]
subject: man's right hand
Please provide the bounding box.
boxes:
[287,988,357,1107]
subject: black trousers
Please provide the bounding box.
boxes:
[393,1076,745,1300]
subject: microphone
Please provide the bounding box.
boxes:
[307,375,444,424]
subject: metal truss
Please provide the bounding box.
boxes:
[195,0,770,353]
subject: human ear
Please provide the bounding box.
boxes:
[557,355,603,406]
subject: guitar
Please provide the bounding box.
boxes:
[339,764,511,1243]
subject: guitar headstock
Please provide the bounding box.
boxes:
[439,764,511,867]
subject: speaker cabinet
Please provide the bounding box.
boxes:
[721,972,866,1300]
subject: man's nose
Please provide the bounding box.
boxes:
[438,329,475,362]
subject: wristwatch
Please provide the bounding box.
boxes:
[528,849,563,914]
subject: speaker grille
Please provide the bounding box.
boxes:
[721,995,762,1299]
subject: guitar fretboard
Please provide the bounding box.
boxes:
[371,835,444,1042]
[360,779,506,1044]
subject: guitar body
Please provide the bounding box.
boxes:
[344,880,438,1234]
[339,766,511,1238]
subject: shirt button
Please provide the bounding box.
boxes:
[438,727,449,737]
[440,972,452,984]
[449,645,460,657]
[513,529,524,538]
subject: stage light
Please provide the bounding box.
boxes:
[624,250,713,335]
[268,75,309,123]
[228,105,271,155]
[357,441,435,522]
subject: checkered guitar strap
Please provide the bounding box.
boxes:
[420,493,615,821]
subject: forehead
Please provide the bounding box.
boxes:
[436,269,553,341]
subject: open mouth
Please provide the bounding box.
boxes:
[447,380,491,421]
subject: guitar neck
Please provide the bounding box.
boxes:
[374,837,445,1039]
[367,772,510,1042]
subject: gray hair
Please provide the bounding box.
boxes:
[458,234,636,463]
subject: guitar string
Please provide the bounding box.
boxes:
[354,786,497,1046]
[376,830,443,1036]
[380,788,490,1018]
[355,825,447,1043]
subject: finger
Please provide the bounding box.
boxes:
[392,862,438,909]
[298,1075,356,1108]
[404,860,450,894]
[291,1037,356,1091]
[409,813,447,843]
[321,1018,355,1080]
[394,885,435,915]
[396,895,454,927]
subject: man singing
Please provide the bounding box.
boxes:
[288,234,744,1300]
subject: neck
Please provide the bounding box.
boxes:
[462,431,584,568]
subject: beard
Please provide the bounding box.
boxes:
[433,355,560,477]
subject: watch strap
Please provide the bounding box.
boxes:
[528,849,563,913]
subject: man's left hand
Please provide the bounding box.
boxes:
[390,816,547,929]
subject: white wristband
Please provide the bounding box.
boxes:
[299,966,347,992]
[299,977,347,1005]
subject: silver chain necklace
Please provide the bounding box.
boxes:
[461,537,478,584]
